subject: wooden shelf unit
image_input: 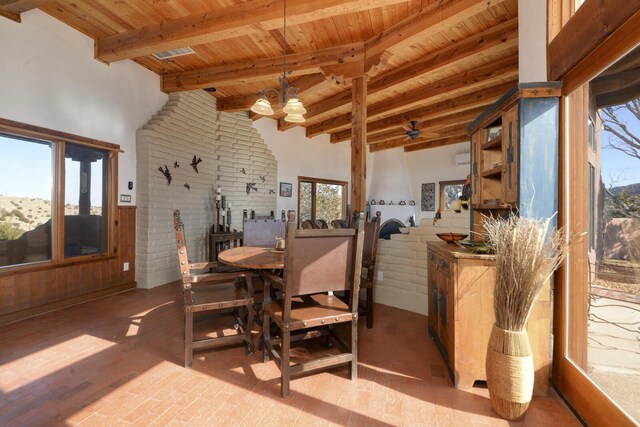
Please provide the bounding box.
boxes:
[468,82,562,239]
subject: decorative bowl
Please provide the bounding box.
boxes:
[456,240,495,254]
[436,232,468,244]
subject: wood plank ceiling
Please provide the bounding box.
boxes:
[4,0,519,152]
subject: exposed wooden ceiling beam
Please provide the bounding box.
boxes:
[0,0,49,22]
[311,81,514,139]
[364,0,508,69]
[306,69,517,139]
[162,44,363,92]
[96,0,407,63]
[403,135,470,153]
[217,73,328,112]
[333,104,491,143]
[359,55,517,119]
[301,19,517,122]
[365,114,481,144]
[370,132,469,152]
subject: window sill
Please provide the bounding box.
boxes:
[0,253,117,278]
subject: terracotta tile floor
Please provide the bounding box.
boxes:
[0,283,581,426]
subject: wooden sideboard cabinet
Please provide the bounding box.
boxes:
[427,241,551,396]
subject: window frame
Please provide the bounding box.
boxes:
[439,179,466,211]
[297,176,348,227]
[0,118,119,274]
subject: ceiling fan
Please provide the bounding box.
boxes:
[402,121,421,140]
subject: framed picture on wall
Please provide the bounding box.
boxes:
[279,182,292,197]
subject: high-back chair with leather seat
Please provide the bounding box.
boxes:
[359,211,382,328]
[173,210,255,367]
[261,211,365,397]
[243,218,286,248]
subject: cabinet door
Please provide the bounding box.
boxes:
[471,131,483,205]
[428,274,438,334]
[502,104,519,204]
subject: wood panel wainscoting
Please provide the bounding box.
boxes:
[0,206,136,326]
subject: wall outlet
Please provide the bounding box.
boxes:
[377,271,383,281]
[123,262,129,272]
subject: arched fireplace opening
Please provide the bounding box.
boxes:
[379,218,405,240]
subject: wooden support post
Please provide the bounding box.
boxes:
[350,76,367,214]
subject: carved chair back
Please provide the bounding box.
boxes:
[281,211,365,322]
[243,218,286,247]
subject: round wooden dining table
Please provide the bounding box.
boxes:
[218,246,284,270]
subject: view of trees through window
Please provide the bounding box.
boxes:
[298,178,346,226]
[572,44,640,420]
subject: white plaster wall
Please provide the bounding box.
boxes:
[253,118,373,216]
[369,148,413,204]
[405,142,472,222]
[518,0,548,82]
[0,10,168,205]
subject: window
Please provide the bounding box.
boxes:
[297,177,347,226]
[439,180,465,211]
[0,120,117,269]
[0,135,53,266]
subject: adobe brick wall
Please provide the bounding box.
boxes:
[136,91,277,289]
[375,210,470,315]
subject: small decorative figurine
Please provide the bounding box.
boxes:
[379,199,385,205]
[370,199,376,205]
[399,200,406,205]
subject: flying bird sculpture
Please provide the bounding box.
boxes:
[190,156,202,173]
[159,165,172,185]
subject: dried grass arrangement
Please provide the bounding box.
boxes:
[483,212,568,420]
[483,213,568,331]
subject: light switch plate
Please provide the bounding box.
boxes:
[123,262,129,271]
[120,194,132,203]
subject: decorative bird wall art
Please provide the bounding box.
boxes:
[239,168,246,174]
[269,189,275,194]
[173,161,179,168]
[184,183,190,191]
[246,183,258,195]
[190,156,202,173]
[259,175,266,183]
[158,165,172,185]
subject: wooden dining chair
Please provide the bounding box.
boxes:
[359,211,382,328]
[261,211,365,397]
[243,218,286,247]
[301,219,329,229]
[173,210,255,367]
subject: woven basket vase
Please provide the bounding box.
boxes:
[486,323,534,421]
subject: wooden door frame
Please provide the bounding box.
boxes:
[553,8,640,427]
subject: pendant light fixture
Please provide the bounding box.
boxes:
[250,0,306,123]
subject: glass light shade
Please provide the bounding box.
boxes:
[250,97,275,115]
[284,113,305,123]
[282,96,307,115]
